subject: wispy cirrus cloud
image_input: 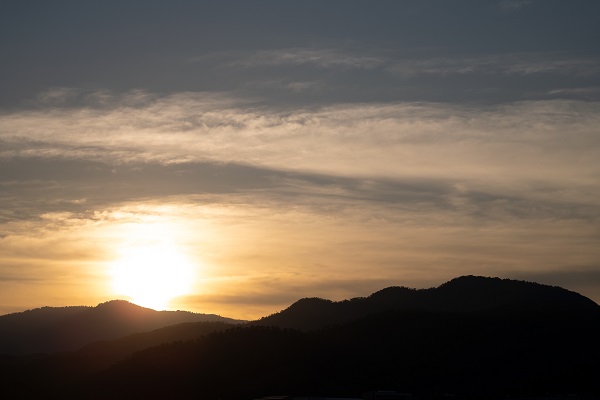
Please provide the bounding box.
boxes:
[181,48,600,104]
[2,91,599,187]
[545,86,600,97]
[198,47,600,78]
[388,53,600,78]
[195,48,386,70]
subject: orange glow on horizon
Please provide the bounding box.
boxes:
[108,221,198,310]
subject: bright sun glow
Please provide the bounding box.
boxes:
[109,222,197,310]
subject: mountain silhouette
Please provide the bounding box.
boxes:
[256,275,600,330]
[81,277,599,399]
[0,299,242,354]
[1,276,599,399]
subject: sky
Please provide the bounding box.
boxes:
[1,0,599,319]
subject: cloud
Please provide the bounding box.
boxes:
[241,79,324,95]
[0,272,42,282]
[201,48,386,70]
[35,87,81,105]
[388,54,600,78]
[196,48,600,81]
[2,92,599,184]
[545,86,600,99]
[182,48,600,105]
[2,94,599,228]
[200,47,600,80]
[1,90,599,317]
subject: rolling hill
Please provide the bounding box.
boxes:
[1,276,599,399]
[0,299,242,354]
[255,275,600,330]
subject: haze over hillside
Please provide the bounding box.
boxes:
[0,299,242,354]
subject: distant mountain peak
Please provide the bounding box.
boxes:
[95,299,139,308]
[367,285,420,301]
[290,297,332,307]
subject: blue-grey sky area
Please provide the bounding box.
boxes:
[1,1,599,318]
[2,0,600,107]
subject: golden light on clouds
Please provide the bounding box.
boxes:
[1,81,600,319]
[1,178,600,319]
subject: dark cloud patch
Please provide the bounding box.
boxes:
[266,174,452,207]
[0,273,42,283]
[446,188,600,224]
[0,156,454,224]
[0,157,282,222]
[2,156,598,234]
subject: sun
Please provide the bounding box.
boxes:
[109,224,196,310]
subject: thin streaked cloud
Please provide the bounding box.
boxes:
[2,93,598,185]
[194,48,386,70]
[388,53,600,78]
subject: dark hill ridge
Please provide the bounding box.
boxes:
[256,275,600,330]
[0,300,242,354]
[1,276,600,398]
[80,278,600,400]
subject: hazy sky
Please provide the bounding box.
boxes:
[1,0,599,318]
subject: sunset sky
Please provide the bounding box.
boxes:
[1,1,599,319]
